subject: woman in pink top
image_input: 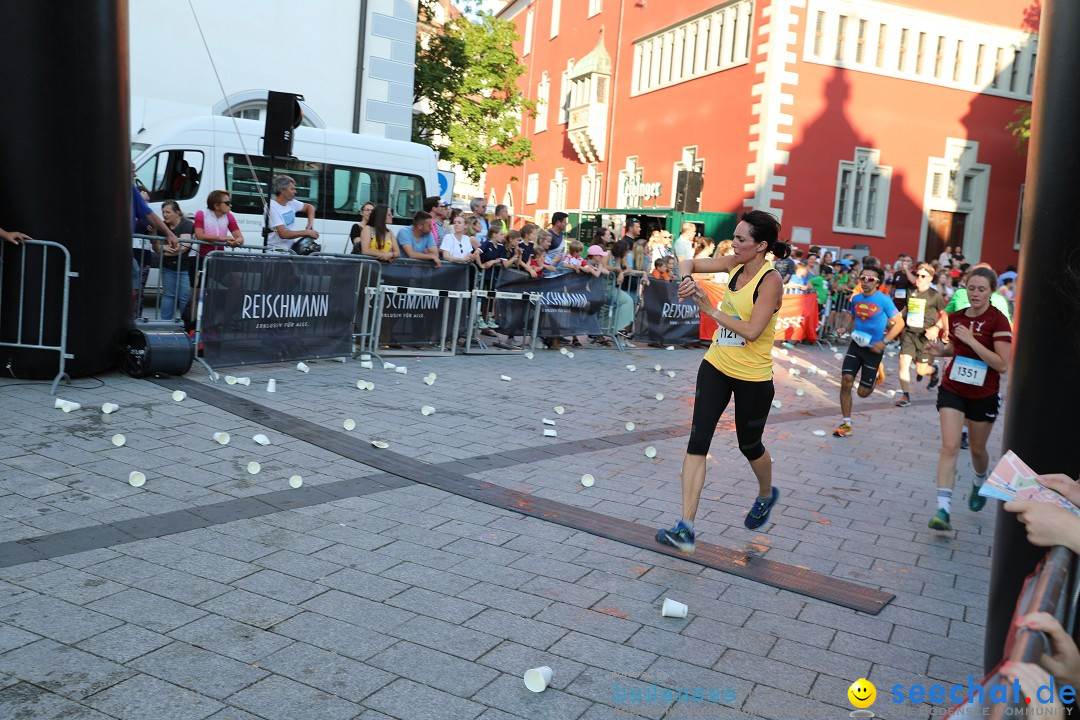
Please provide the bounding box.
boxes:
[193,189,244,256]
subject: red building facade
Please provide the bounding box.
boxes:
[486,0,1037,269]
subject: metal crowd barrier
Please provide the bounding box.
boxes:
[597,271,636,351]
[0,239,76,394]
[313,251,383,358]
[371,259,474,357]
[819,289,853,342]
[464,261,541,354]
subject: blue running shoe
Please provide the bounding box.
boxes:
[929,508,952,531]
[968,484,987,512]
[655,520,695,555]
[744,487,780,530]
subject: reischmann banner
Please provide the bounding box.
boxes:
[378,261,472,345]
[638,278,700,345]
[494,270,606,337]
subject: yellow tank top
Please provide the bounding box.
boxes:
[703,262,779,382]
[371,230,393,253]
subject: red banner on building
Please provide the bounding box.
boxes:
[697,282,819,343]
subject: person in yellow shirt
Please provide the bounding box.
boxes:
[655,210,788,555]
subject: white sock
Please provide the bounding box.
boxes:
[843,417,852,425]
[937,489,953,513]
[973,471,988,488]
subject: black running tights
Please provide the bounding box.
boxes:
[687,360,774,461]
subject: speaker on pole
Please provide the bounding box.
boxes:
[675,171,703,213]
[263,91,304,158]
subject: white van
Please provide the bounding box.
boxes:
[131,115,439,255]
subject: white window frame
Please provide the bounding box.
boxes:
[558,59,574,124]
[833,147,891,237]
[588,0,602,18]
[580,163,602,211]
[525,173,539,205]
[550,0,561,38]
[549,168,567,210]
[523,9,534,56]
[535,72,550,133]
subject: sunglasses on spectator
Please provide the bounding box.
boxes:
[916,272,932,278]
[221,200,232,205]
[859,275,879,282]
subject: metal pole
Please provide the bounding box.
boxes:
[984,0,1080,671]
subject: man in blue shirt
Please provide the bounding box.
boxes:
[833,264,904,437]
[396,211,441,267]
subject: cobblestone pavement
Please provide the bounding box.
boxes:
[0,341,1001,719]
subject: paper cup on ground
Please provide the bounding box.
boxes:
[225,375,237,385]
[253,434,270,446]
[500,375,512,382]
[371,440,389,449]
[666,345,675,350]
[887,390,896,398]
[111,434,126,447]
[834,353,843,360]
[667,371,676,378]
[796,389,805,397]
[566,351,575,358]
[543,428,557,437]
[237,377,251,386]
[213,431,230,445]
[644,446,657,458]
[524,352,534,360]
[655,393,664,401]
[247,462,261,475]
[101,402,119,414]
[62,401,81,413]
[424,373,436,385]
[360,354,371,361]
[654,364,662,372]
[395,366,408,375]
[383,362,396,370]
[128,471,146,488]
[296,362,310,373]
[625,422,635,431]
[359,360,374,369]
[580,474,595,487]
[661,598,688,618]
[554,406,565,415]
[626,364,636,372]
[559,347,568,355]
[343,419,356,431]
[288,475,303,488]
[421,406,435,416]
[772,400,782,409]
[54,398,67,409]
[524,666,553,693]
[542,418,556,426]
[813,430,827,437]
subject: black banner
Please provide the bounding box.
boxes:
[495,270,606,336]
[378,261,473,344]
[201,253,363,367]
[638,278,700,345]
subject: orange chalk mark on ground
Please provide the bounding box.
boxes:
[631,566,650,575]
[596,606,631,619]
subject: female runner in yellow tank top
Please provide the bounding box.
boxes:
[655,210,789,555]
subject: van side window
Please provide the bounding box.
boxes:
[328,166,425,221]
[135,150,204,202]
[225,155,321,216]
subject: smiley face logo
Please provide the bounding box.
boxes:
[847,678,876,709]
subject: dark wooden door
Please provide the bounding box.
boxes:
[926,210,968,261]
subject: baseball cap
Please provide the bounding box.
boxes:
[587,244,609,257]
[839,259,854,267]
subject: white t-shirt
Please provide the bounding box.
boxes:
[673,236,694,263]
[938,251,951,268]
[268,198,305,251]
[440,233,474,260]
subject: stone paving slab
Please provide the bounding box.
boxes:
[0,342,1005,718]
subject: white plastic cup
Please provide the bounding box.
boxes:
[101,403,120,414]
[62,401,81,413]
[289,475,303,488]
[128,471,146,488]
[360,361,374,369]
[654,364,662,372]
[237,377,251,386]
[225,375,238,385]
[213,432,230,445]
[395,366,408,375]
[524,352,534,360]
[796,389,805,397]
[421,406,435,416]
[772,400,782,409]
[566,351,574,358]
[559,347,568,355]
[111,434,126,447]
[554,406,565,415]
[626,364,637,372]
[813,430,827,437]
[523,666,553,693]
[267,379,276,393]
[343,418,356,431]
[360,354,371,361]
[625,422,635,431]
[661,598,688,618]
[542,418,555,426]
[655,393,664,401]
[645,446,657,458]
[172,390,187,401]
[383,362,396,370]
[543,428,557,437]
[54,398,67,409]
[580,474,595,487]
[296,362,310,373]
[667,371,676,378]
[247,462,261,475]
[500,375,512,382]
[253,434,270,446]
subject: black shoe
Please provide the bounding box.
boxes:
[927,368,940,390]
[961,432,969,450]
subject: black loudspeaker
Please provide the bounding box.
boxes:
[263,91,304,158]
[120,329,195,378]
[675,170,704,213]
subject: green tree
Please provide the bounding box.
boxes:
[414,1,535,182]
[1007,104,1031,154]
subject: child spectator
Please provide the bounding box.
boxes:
[651,256,673,281]
[517,223,539,273]
[561,240,588,271]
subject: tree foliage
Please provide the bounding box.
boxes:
[414,1,535,182]
[1007,104,1031,155]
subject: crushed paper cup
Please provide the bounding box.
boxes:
[524,352,534,360]
[383,362,396,370]
[554,406,565,415]
[101,403,120,414]
[543,428,557,437]
[343,419,356,431]
[644,446,658,458]
[559,347,568,355]
[667,371,676,378]
[542,418,556,426]
[236,377,251,386]
[566,351,575,358]
[247,462,261,475]
[666,345,675,350]
[626,364,637,372]
[772,400,782,409]
[128,471,146,488]
[288,475,303,488]
[296,362,310,373]
[625,422,635,431]
[61,401,81,413]
[395,366,408,375]
[524,666,553,693]
[580,474,595,487]
[661,598,688,618]
[886,390,896,398]
[212,431,230,445]
[500,375,512,381]
[266,379,276,392]
[813,430,827,437]
[423,373,436,385]
[654,364,662,372]
[172,390,187,401]
[253,434,270,446]
[333,356,347,363]
[421,406,435,416]
[818,370,828,377]
[359,360,374,369]
[111,434,126,447]
[796,389,805,397]
[655,393,664,401]
[371,440,389,449]
[225,375,238,385]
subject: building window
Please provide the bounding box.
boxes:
[855,19,866,63]
[550,0,561,39]
[933,36,944,78]
[835,15,847,62]
[549,168,567,210]
[931,172,943,198]
[558,60,573,124]
[525,173,539,205]
[898,28,908,71]
[617,156,642,208]
[671,146,704,208]
[953,40,964,82]
[589,0,602,18]
[631,0,752,96]
[1027,52,1037,95]
[991,47,1003,88]
[834,147,891,236]
[580,163,602,211]
[915,31,925,74]
[875,23,886,68]
[1009,48,1021,92]
[975,44,985,85]
[535,72,549,132]
[814,11,825,56]
[523,9,534,56]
